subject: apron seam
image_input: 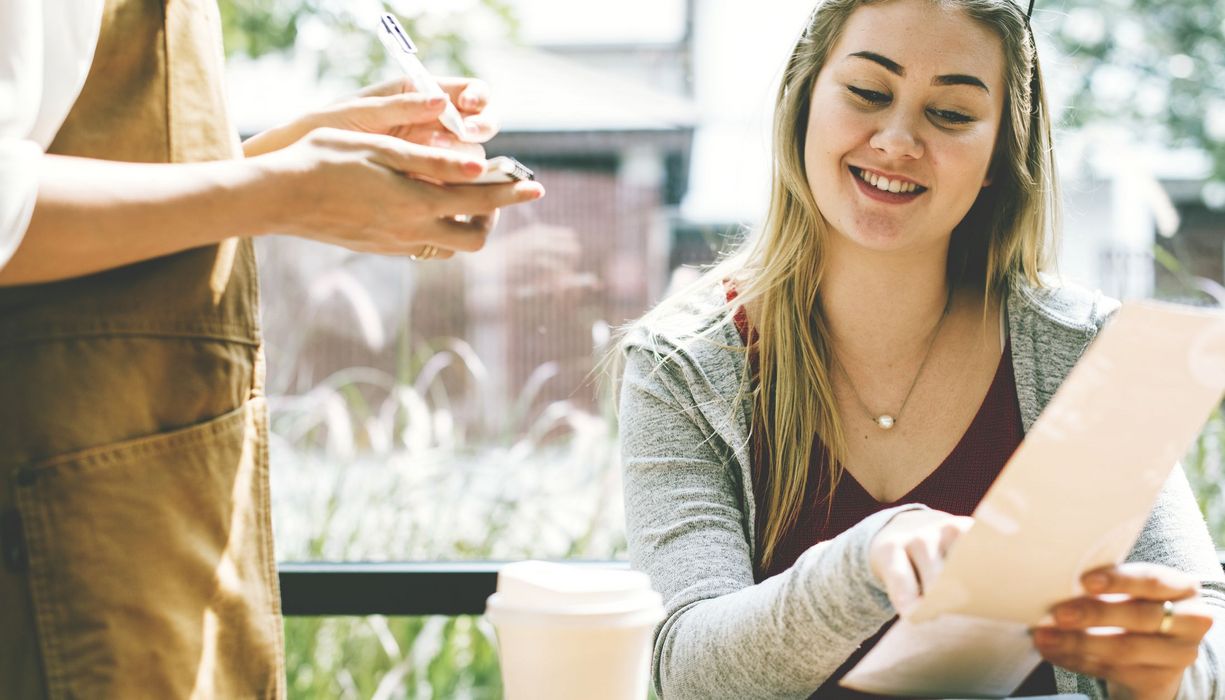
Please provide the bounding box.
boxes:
[15,490,67,700]
[161,0,173,164]
[17,402,250,480]
[0,327,262,349]
[245,240,263,341]
[255,401,286,699]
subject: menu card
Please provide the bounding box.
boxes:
[841,300,1225,697]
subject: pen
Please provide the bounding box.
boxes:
[376,13,469,141]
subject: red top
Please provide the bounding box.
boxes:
[730,299,1056,698]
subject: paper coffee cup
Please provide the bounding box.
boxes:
[484,561,664,700]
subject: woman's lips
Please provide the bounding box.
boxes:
[849,166,927,204]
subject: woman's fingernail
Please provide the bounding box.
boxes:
[522,184,545,199]
[427,96,446,107]
[1084,572,1109,592]
[462,160,484,175]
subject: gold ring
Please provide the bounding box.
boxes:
[1158,600,1176,634]
[411,244,439,261]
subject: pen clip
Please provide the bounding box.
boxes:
[379,13,417,54]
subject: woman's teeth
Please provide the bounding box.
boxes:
[853,167,922,194]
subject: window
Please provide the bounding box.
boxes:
[219,0,1225,696]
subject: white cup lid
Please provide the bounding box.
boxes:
[493,561,661,614]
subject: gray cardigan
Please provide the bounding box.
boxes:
[619,278,1225,699]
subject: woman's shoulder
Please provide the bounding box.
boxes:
[622,281,742,356]
[619,281,751,407]
[1008,274,1122,336]
[1005,275,1124,426]
[616,281,753,444]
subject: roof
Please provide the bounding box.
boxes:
[466,44,697,133]
[227,44,696,138]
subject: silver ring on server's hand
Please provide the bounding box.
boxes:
[1157,600,1176,634]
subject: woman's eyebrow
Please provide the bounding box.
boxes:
[847,51,990,93]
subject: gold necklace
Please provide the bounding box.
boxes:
[832,299,952,431]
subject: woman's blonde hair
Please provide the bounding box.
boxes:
[626,0,1057,571]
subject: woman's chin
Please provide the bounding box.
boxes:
[831,223,944,257]
[836,219,910,245]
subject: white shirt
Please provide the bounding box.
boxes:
[0,0,104,271]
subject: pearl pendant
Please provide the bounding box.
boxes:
[875,415,896,430]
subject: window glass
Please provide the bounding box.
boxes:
[223,0,1225,582]
[219,0,1223,694]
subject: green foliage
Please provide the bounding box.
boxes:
[1184,408,1225,540]
[1048,0,1225,182]
[217,0,302,58]
[283,616,502,699]
[266,280,625,697]
[216,0,520,84]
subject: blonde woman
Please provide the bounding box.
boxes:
[617,0,1224,697]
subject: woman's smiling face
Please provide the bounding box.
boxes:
[804,0,1006,254]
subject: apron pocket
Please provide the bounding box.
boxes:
[13,397,283,700]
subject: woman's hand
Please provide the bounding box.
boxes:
[869,509,974,615]
[1034,563,1214,700]
[319,77,497,150]
[247,77,538,260]
[243,77,497,158]
[259,127,542,259]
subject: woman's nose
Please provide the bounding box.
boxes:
[868,112,924,160]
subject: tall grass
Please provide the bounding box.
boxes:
[268,330,624,698]
[1184,408,1225,544]
[268,345,623,563]
[282,615,503,699]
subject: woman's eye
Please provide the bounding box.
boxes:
[847,86,889,104]
[930,109,975,125]
[846,86,976,125]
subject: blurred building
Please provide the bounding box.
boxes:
[1058,138,1223,303]
[230,4,699,430]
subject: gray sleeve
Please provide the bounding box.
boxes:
[619,344,922,700]
[1126,466,1225,700]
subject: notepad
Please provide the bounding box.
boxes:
[842,300,1225,698]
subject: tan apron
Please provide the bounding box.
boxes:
[0,1,285,697]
